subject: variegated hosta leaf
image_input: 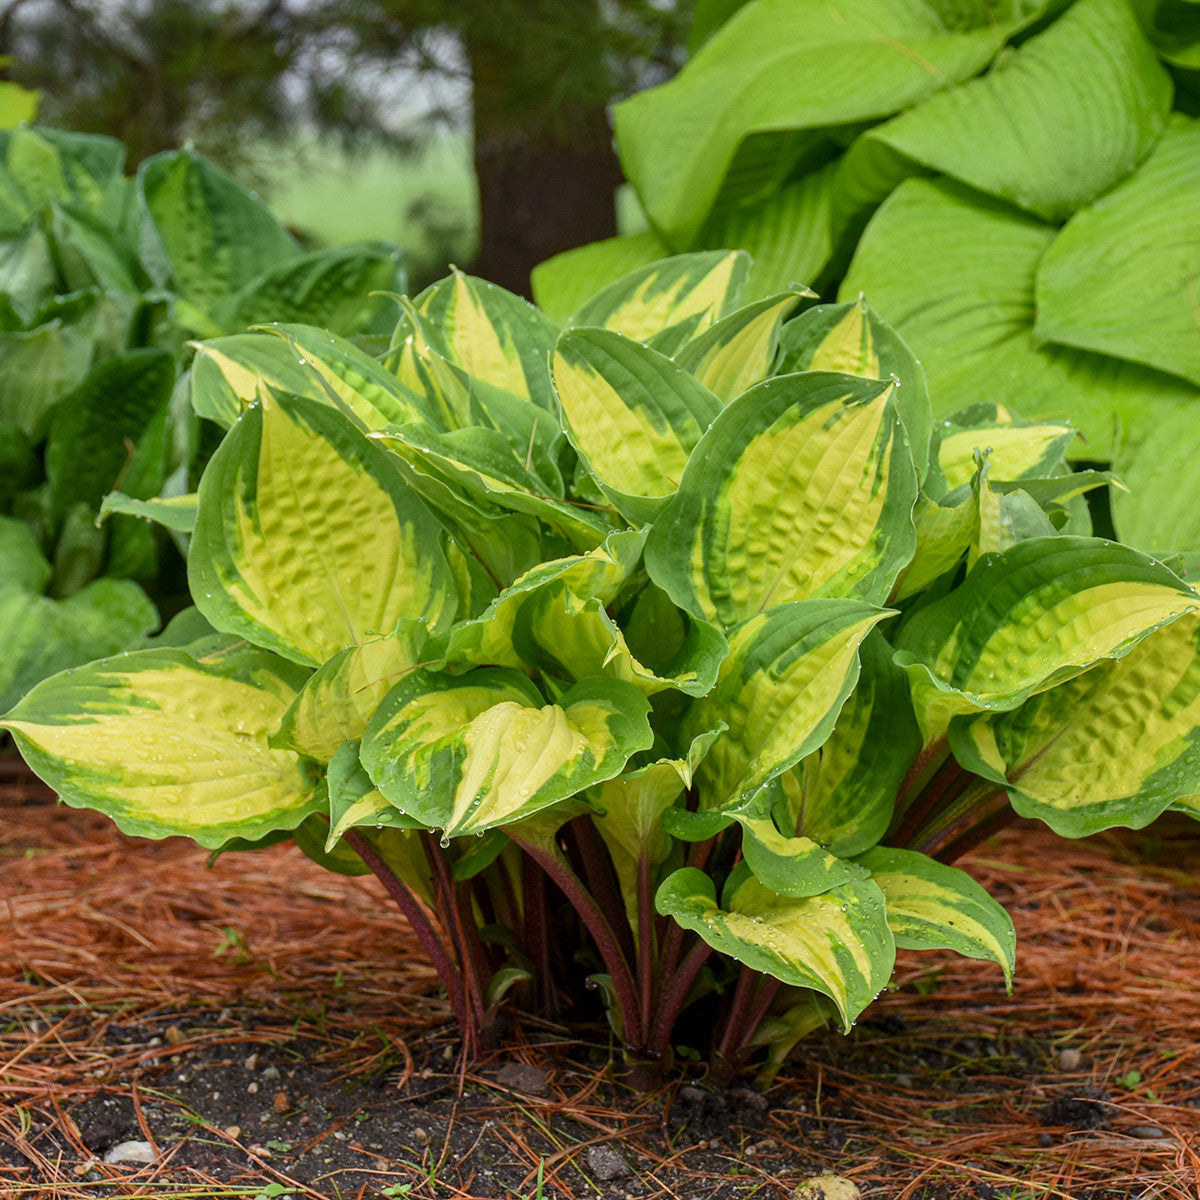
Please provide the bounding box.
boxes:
[645,371,918,626]
[551,327,722,524]
[932,404,1076,496]
[673,290,809,403]
[190,333,324,428]
[889,491,977,603]
[777,298,932,481]
[948,611,1200,837]
[190,391,457,666]
[655,865,895,1029]
[417,268,560,409]
[373,422,614,551]
[779,630,921,858]
[325,740,422,851]
[273,622,429,762]
[689,599,892,808]
[894,536,1199,742]
[855,847,1015,985]
[444,529,725,695]
[566,250,750,350]
[360,669,653,837]
[1,644,318,848]
[737,812,869,899]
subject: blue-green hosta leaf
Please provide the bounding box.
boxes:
[1035,117,1200,388]
[273,622,429,762]
[949,611,1200,837]
[855,846,1015,985]
[217,241,404,336]
[531,231,673,326]
[190,391,457,666]
[840,177,1200,461]
[779,630,921,858]
[1,643,318,848]
[417,268,560,409]
[777,299,932,482]
[373,423,613,551]
[0,578,159,713]
[645,371,918,626]
[689,600,892,808]
[565,251,750,349]
[674,291,808,403]
[866,0,1171,223]
[655,865,894,1029]
[137,150,298,317]
[895,536,1199,742]
[325,739,423,851]
[0,515,51,592]
[45,349,175,520]
[613,0,1021,245]
[551,328,722,523]
[360,669,653,838]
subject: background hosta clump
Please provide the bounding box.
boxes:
[0,126,405,712]
[536,0,1200,569]
[7,252,1200,1081]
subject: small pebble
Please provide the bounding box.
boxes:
[262,1065,281,1080]
[1057,1048,1083,1071]
[1128,1125,1167,1139]
[247,1082,259,1095]
[224,1126,241,1139]
[104,1140,155,1165]
[413,1127,429,1144]
[244,1053,259,1072]
[587,1144,631,1181]
[165,1025,185,1046]
[495,1061,550,1097]
[793,1173,859,1200]
[273,1090,291,1114]
[1038,1133,1054,1147]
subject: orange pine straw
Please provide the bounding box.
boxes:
[3,773,1200,1198]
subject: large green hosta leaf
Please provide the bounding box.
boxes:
[613,0,1022,245]
[949,611,1200,837]
[840,177,1200,461]
[689,599,892,808]
[895,536,1199,741]
[856,847,1015,984]
[645,371,918,625]
[551,328,721,523]
[863,0,1171,223]
[1035,117,1200,388]
[190,391,456,666]
[656,865,894,1028]
[360,669,653,837]
[1,643,319,848]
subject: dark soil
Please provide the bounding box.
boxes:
[4,769,1200,1199]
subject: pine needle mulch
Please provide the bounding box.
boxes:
[2,768,1200,1200]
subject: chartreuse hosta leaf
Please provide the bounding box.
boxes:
[360,668,653,838]
[656,865,894,1029]
[1,644,318,848]
[190,391,457,666]
[566,250,750,350]
[777,299,932,482]
[273,621,429,762]
[855,847,1015,986]
[690,599,892,809]
[949,611,1200,838]
[673,291,808,403]
[645,371,918,625]
[778,630,921,858]
[551,329,722,524]
[417,269,560,409]
[895,537,1199,743]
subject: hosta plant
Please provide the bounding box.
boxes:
[0,126,405,711]
[8,252,1200,1081]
